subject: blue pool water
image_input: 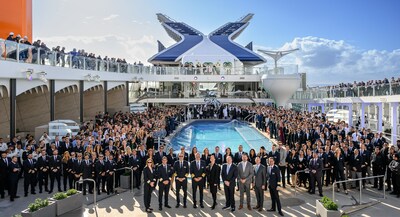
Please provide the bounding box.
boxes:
[169,120,273,153]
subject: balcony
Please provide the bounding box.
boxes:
[292,83,400,100]
[0,39,299,77]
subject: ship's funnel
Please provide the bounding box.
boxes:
[261,74,300,108]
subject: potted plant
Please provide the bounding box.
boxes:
[51,189,83,216]
[21,198,56,217]
[120,170,131,189]
[316,196,341,217]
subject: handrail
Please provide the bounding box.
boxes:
[75,178,97,207]
[244,113,255,123]
[113,167,134,192]
[294,168,330,196]
[332,174,386,203]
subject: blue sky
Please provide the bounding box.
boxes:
[32,0,400,85]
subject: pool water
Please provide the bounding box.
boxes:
[169,120,273,153]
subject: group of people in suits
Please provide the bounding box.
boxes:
[142,144,284,216]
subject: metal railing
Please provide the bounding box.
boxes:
[0,38,300,76]
[332,174,386,203]
[113,167,134,192]
[294,168,330,196]
[75,178,97,207]
[244,113,256,123]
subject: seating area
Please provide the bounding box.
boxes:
[211,22,246,35]
[164,22,201,35]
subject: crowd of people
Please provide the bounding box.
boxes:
[318,76,400,97]
[1,32,131,72]
[0,104,400,215]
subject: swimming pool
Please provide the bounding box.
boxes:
[169,120,273,153]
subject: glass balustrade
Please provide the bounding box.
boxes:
[130,90,271,100]
[1,38,399,100]
[0,39,299,76]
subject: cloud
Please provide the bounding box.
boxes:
[132,20,143,25]
[103,14,119,21]
[256,36,400,85]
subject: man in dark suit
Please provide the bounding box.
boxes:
[73,140,84,154]
[173,153,189,208]
[359,144,370,188]
[213,146,223,190]
[267,157,284,216]
[179,146,189,162]
[309,151,323,196]
[253,157,266,211]
[36,149,49,193]
[23,152,37,197]
[129,149,141,189]
[73,153,84,191]
[233,145,245,165]
[49,149,62,193]
[213,146,223,165]
[269,145,280,165]
[60,137,72,155]
[95,154,107,195]
[82,153,93,195]
[157,156,173,211]
[206,155,221,210]
[0,152,11,198]
[138,145,147,187]
[221,156,238,212]
[154,145,166,167]
[67,152,77,189]
[350,149,363,188]
[8,156,21,201]
[190,153,206,208]
[105,154,117,195]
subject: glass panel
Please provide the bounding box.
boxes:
[3,40,18,61]
[17,43,35,64]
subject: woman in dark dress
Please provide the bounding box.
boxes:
[223,147,233,164]
[202,148,211,188]
[189,147,198,162]
[257,146,268,167]
[333,148,347,194]
[206,155,221,210]
[296,150,308,188]
[249,149,257,165]
[143,158,156,213]
[287,149,297,187]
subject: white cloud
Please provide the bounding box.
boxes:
[256,36,400,85]
[103,14,119,21]
[132,20,143,25]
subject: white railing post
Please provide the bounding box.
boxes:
[16,43,20,62]
[37,48,41,64]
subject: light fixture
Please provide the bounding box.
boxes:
[37,71,48,83]
[92,75,101,83]
[25,69,33,81]
[84,73,92,81]
[194,76,198,80]
[221,76,225,80]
